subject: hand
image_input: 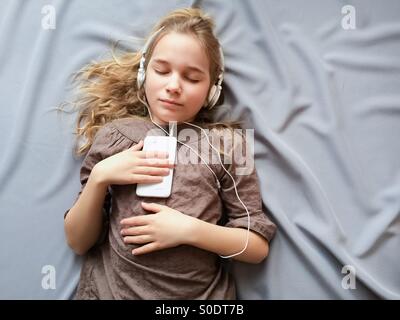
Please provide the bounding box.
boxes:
[120,202,196,255]
[92,140,175,186]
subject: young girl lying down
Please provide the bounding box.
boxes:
[64,7,276,299]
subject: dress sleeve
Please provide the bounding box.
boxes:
[217,130,277,243]
[64,124,118,247]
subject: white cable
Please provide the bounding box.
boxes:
[137,94,250,259]
[182,121,250,259]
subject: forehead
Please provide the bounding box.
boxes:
[150,32,210,73]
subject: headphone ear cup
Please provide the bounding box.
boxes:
[137,56,146,89]
[207,85,217,106]
[137,67,145,89]
[207,84,221,109]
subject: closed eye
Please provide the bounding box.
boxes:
[154,69,168,75]
[154,69,200,83]
[187,78,200,83]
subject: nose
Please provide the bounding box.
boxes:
[166,74,182,94]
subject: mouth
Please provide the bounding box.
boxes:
[159,99,183,107]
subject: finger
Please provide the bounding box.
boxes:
[123,235,153,245]
[120,225,149,236]
[136,150,169,159]
[120,215,149,227]
[136,158,175,168]
[130,140,144,151]
[131,174,164,184]
[141,201,163,212]
[132,242,160,255]
[133,166,170,176]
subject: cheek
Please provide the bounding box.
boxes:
[144,76,160,99]
[188,84,210,102]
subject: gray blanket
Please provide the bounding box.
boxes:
[0,0,398,299]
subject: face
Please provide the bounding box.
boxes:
[143,32,211,125]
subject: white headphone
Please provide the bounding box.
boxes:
[137,26,224,109]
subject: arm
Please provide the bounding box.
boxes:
[120,202,269,264]
[65,137,173,256]
[187,218,269,264]
[64,167,108,256]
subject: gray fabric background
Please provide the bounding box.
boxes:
[0,0,399,299]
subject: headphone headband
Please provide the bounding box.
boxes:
[142,26,165,56]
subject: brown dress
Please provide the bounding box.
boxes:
[64,117,277,299]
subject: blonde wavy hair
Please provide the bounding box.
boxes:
[62,7,242,157]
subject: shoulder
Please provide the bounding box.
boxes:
[98,117,155,143]
[87,117,151,158]
[208,126,247,152]
[208,126,254,175]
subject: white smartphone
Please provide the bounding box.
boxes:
[136,136,177,198]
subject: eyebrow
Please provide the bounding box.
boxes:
[152,58,206,75]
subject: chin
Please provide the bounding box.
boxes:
[153,113,181,125]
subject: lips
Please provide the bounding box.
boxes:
[159,99,182,106]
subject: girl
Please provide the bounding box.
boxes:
[64,7,276,299]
